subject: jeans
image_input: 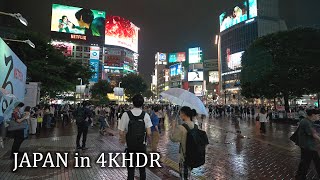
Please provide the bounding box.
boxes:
[46,116,52,128]
[11,129,25,156]
[296,148,320,179]
[126,149,146,180]
[76,125,88,148]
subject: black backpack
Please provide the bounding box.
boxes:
[182,123,209,168]
[126,111,146,151]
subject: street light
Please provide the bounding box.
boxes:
[0,12,28,26]
[2,38,35,48]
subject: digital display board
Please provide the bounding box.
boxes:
[168,52,186,63]
[188,71,204,82]
[209,71,219,83]
[194,85,203,97]
[249,0,258,19]
[105,15,139,53]
[89,59,99,82]
[227,50,244,71]
[51,4,106,42]
[169,63,182,77]
[188,47,202,64]
[219,1,248,32]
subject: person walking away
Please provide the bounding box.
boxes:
[150,106,160,152]
[251,107,255,119]
[170,106,209,180]
[75,101,93,150]
[98,107,107,135]
[295,109,320,179]
[118,94,153,180]
[259,108,268,134]
[9,102,28,159]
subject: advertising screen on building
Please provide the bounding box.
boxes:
[168,52,186,63]
[170,63,182,77]
[188,47,202,64]
[249,0,257,19]
[194,85,203,97]
[89,59,99,82]
[227,50,244,71]
[51,4,106,41]
[209,71,219,83]
[0,38,27,118]
[219,1,248,32]
[105,15,139,53]
[188,71,203,82]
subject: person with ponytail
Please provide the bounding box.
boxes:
[170,106,194,179]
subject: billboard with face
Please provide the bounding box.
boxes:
[219,1,248,32]
[105,15,139,53]
[51,4,106,42]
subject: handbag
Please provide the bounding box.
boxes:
[7,120,26,131]
[290,126,300,146]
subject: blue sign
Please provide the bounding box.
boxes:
[159,53,166,61]
[89,59,99,82]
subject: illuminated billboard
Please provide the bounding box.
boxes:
[105,15,139,53]
[227,50,244,71]
[188,71,204,82]
[170,63,182,77]
[219,1,248,32]
[51,4,106,41]
[89,59,99,82]
[194,85,203,97]
[249,0,258,19]
[168,52,186,63]
[209,71,219,83]
[188,47,202,64]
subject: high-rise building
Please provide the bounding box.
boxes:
[218,0,287,104]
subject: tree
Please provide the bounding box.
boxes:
[90,80,113,102]
[241,28,320,111]
[143,89,154,99]
[6,30,93,98]
[121,74,147,101]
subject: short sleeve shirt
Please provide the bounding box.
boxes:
[298,118,316,151]
[118,108,153,132]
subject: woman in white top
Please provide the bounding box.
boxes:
[259,108,268,134]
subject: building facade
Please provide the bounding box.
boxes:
[219,0,287,104]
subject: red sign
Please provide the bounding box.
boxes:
[70,34,86,40]
[14,68,23,82]
[177,52,186,62]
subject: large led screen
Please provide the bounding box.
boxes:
[105,15,139,53]
[188,47,202,64]
[188,71,204,82]
[249,0,258,19]
[170,64,182,77]
[209,71,219,83]
[168,52,186,63]
[219,1,248,32]
[227,50,244,71]
[51,4,106,37]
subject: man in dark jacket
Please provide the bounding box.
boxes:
[75,101,93,150]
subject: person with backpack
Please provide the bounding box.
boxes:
[75,101,93,150]
[118,94,153,180]
[170,106,209,180]
[295,109,320,179]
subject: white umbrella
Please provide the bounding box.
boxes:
[160,88,208,116]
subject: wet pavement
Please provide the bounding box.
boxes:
[0,114,319,180]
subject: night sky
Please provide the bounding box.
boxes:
[2,0,320,84]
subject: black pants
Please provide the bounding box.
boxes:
[260,122,266,133]
[11,129,25,156]
[296,148,320,179]
[76,125,88,148]
[126,149,146,180]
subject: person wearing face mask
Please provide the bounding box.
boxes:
[170,106,195,179]
[295,109,320,179]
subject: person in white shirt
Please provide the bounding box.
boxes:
[259,108,269,134]
[118,94,152,180]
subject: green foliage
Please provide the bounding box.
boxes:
[121,74,147,101]
[241,28,320,111]
[6,30,93,98]
[90,80,113,99]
